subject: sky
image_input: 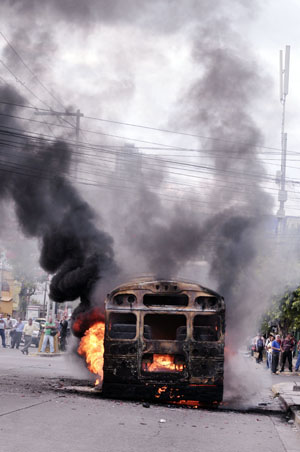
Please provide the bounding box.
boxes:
[0,3,299,202]
[0,1,300,278]
[0,1,298,219]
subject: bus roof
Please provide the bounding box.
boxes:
[109,276,223,299]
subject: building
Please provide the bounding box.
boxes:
[0,266,20,316]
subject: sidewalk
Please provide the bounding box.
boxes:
[272,382,300,426]
[249,352,300,423]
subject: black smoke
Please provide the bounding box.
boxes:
[0,84,117,331]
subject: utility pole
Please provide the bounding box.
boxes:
[35,109,84,177]
[42,278,48,318]
[277,45,290,235]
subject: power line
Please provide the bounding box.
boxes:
[0,60,77,131]
[0,111,294,186]
[2,127,300,211]
[83,114,282,152]
[0,31,67,112]
[0,125,295,194]
[0,101,288,154]
[0,121,280,185]
[0,129,293,199]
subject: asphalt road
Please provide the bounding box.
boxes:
[0,348,299,452]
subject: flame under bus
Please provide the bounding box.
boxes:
[102,278,225,404]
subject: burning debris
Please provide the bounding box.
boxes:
[77,321,105,383]
[143,355,184,373]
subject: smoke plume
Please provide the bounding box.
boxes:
[1,0,298,401]
[0,84,117,333]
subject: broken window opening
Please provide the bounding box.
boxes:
[193,315,220,341]
[143,314,186,340]
[143,294,188,307]
[113,294,137,306]
[141,353,186,373]
[195,296,218,309]
[109,313,136,339]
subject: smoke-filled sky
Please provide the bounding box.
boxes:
[0,0,300,345]
[1,0,300,212]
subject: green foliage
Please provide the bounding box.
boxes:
[19,281,36,318]
[261,286,300,335]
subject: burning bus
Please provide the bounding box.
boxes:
[101,278,225,404]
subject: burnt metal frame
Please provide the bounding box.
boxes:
[102,279,225,403]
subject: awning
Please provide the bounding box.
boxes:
[1,297,13,302]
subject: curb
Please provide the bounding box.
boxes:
[272,383,300,426]
[291,408,300,426]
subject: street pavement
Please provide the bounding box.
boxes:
[0,347,300,452]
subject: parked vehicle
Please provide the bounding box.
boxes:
[34,318,46,329]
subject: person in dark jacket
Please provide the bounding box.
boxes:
[280,333,293,372]
[59,314,68,351]
[256,335,265,363]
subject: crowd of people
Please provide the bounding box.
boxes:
[252,332,300,374]
[0,312,70,354]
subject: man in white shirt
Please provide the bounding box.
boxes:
[5,314,13,347]
[21,318,35,355]
[0,313,6,348]
[265,333,274,369]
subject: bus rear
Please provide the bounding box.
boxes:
[102,278,225,404]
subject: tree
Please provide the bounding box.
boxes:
[18,281,36,319]
[261,287,300,336]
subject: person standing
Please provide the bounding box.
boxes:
[59,314,68,352]
[295,339,300,372]
[271,334,281,374]
[265,333,274,369]
[5,314,12,347]
[41,316,56,353]
[256,335,265,363]
[0,313,6,348]
[290,334,297,357]
[21,318,35,355]
[11,318,24,349]
[280,333,293,372]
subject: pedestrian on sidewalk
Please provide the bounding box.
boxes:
[11,318,24,349]
[280,333,293,372]
[41,316,56,353]
[265,333,274,369]
[21,318,34,355]
[4,314,12,347]
[271,334,281,374]
[294,339,300,372]
[0,313,6,348]
[59,314,68,352]
[256,335,265,363]
[290,334,297,357]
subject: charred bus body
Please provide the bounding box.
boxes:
[102,278,225,403]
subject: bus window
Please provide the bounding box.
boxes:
[109,313,136,339]
[195,296,218,309]
[143,294,188,307]
[113,294,137,306]
[193,315,220,341]
[144,314,186,340]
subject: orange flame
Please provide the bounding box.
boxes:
[143,354,184,373]
[78,321,105,383]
